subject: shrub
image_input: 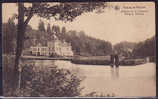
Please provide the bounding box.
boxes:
[18,64,84,97]
[3,55,84,97]
[3,55,16,96]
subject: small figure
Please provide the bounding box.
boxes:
[110,50,120,78]
[110,53,115,67]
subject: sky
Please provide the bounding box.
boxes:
[2,2,155,45]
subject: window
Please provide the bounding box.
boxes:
[33,48,37,51]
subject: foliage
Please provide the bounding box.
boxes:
[20,65,83,97]
[61,29,112,56]
[3,55,16,96]
[19,2,107,47]
[38,20,46,32]
[20,21,112,56]
[13,2,108,87]
[24,2,107,22]
[3,55,84,97]
[114,36,156,59]
[52,25,60,34]
[2,20,36,53]
[2,18,17,54]
[114,41,136,57]
[132,36,156,58]
[23,26,37,48]
[61,26,66,34]
[46,23,51,34]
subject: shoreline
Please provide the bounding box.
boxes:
[20,55,148,66]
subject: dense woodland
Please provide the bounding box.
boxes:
[132,36,156,58]
[114,41,137,57]
[3,19,112,56]
[2,18,156,58]
[114,36,156,59]
[2,18,17,54]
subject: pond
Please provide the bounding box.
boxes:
[32,60,156,97]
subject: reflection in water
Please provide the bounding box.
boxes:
[116,67,119,78]
[31,60,156,97]
[111,66,119,79]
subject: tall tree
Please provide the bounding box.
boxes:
[114,41,136,57]
[60,26,67,40]
[132,36,155,58]
[52,25,60,34]
[14,2,111,89]
[2,17,17,54]
[61,26,66,34]
[13,3,25,91]
[46,23,52,41]
[38,20,46,32]
[46,23,51,33]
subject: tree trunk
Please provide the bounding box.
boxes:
[13,3,25,91]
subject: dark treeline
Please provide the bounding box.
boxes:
[2,19,112,56]
[61,30,112,56]
[2,18,155,58]
[114,36,156,59]
[114,41,136,57]
[2,18,17,54]
[132,36,156,58]
[35,20,113,56]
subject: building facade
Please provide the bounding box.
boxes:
[30,38,73,57]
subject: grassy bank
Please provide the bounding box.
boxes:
[71,56,147,66]
[119,58,146,66]
[71,56,111,65]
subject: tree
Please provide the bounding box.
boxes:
[61,26,66,34]
[3,55,84,97]
[132,36,155,58]
[14,2,108,89]
[52,25,60,34]
[38,20,46,32]
[2,17,17,54]
[60,29,112,56]
[114,41,136,57]
[60,26,67,40]
[13,3,25,91]
[46,23,51,33]
[46,23,52,41]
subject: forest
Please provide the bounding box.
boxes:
[114,37,156,60]
[2,17,156,59]
[3,19,112,56]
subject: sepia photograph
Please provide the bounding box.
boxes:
[2,2,156,97]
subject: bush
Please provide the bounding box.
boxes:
[3,55,84,97]
[3,55,16,96]
[18,64,84,97]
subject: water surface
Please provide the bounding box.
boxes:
[32,60,156,97]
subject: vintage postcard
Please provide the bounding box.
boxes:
[2,2,156,97]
